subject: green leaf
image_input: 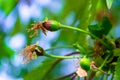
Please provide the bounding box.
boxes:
[114,56,120,80]
[0,44,14,58]
[58,29,75,44]
[88,17,112,38]
[24,58,56,80]
[76,0,100,46]
[1,44,14,58]
[0,0,18,15]
[88,24,103,38]
[0,32,14,58]
[106,0,114,9]
[113,48,120,56]
[100,17,112,35]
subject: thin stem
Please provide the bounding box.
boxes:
[45,45,73,51]
[60,24,109,48]
[43,52,80,79]
[91,55,110,75]
[44,53,80,59]
[99,55,110,69]
[60,24,89,34]
[88,72,96,80]
[73,43,86,54]
[89,33,109,48]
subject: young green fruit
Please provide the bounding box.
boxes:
[80,57,90,71]
[43,20,60,31]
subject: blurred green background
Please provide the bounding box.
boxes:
[0,0,120,80]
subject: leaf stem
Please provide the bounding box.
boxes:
[45,45,73,51]
[60,24,89,34]
[99,54,110,69]
[60,24,109,48]
[44,53,80,59]
[73,43,86,54]
[43,52,80,78]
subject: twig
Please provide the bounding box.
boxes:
[88,72,96,80]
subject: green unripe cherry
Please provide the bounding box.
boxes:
[80,57,90,71]
[51,20,60,31]
[43,20,60,31]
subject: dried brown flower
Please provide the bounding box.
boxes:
[22,43,44,63]
[28,21,47,38]
[27,18,60,37]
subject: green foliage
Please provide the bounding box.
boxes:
[100,17,112,35]
[76,0,98,46]
[88,24,103,38]
[0,0,18,15]
[114,56,120,80]
[59,0,101,46]
[115,37,120,48]
[88,17,112,38]
[106,0,114,9]
[113,48,120,56]
[0,43,14,58]
[0,32,14,58]
[24,58,56,80]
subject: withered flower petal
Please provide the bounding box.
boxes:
[22,44,44,63]
[76,67,87,77]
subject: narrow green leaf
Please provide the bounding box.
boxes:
[24,58,56,80]
[106,0,114,9]
[114,56,120,80]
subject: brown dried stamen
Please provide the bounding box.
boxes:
[28,21,47,38]
[22,44,44,63]
[22,44,37,62]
